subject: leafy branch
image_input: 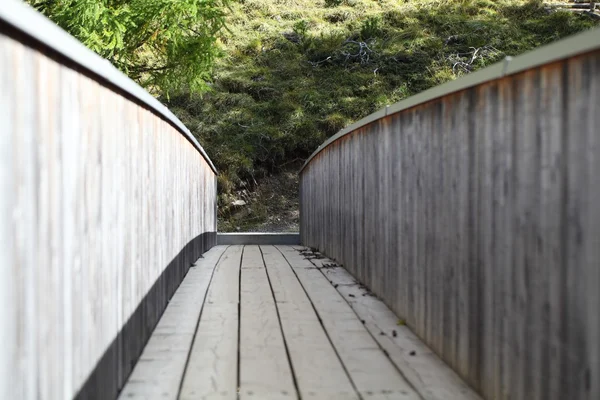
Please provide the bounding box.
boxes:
[26,0,231,96]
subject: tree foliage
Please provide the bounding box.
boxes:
[169,0,598,203]
[27,0,230,95]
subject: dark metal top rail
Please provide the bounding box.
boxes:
[0,0,218,174]
[300,27,600,173]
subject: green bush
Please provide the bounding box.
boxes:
[325,0,343,7]
[165,0,598,205]
[360,16,381,39]
[293,19,310,38]
[27,0,231,96]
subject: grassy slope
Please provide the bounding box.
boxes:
[167,0,597,231]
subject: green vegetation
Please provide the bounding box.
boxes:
[27,0,598,230]
[27,0,230,95]
[218,167,300,232]
[165,0,597,229]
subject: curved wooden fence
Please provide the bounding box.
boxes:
[300,28,600,400]
[0,2,217,399]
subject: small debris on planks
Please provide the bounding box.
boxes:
[348,294,355,297]
[409,351,416,356]
[361,319,365,324]
[334,284,339,288]
[300,249,325,260]
[380,331,385,336]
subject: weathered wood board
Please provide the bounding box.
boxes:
[306,250,481,400]
[261,245,358,400]
[299,47,600,399]
[122,245,481,399]
[239,245,297,399]
[118,246,227,400]
[179,246,242,400]
[276,246,421,400]
[0,22,217,400]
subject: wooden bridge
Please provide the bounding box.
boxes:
[1,1,599,399]
[119,244,476,400]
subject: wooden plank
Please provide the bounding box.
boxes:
[2,35,39,400]
[0,33,17,400]
[299,46,600,400]
[179,246,242,400]
[261,245,358,400]
[307,251,482,400]
[118,246,227,400]
[1,29,218,399]
[239,246,297,399]
[495,78,515,400]
[277,246,420,400]
[564,53,599,400]
[582,51,600,400]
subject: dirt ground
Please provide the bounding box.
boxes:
[218,167,300,232]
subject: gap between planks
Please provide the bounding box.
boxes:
[117,246,229,400]
[238,245,297,399]
[179,245,242,400]
[275,246,421,400]
[182,245,421,400]
[262,245,358,400]
[287,245,482,400]
[121,245,480,400]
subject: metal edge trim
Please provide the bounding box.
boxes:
[299,26,600,173]
[217,232,300,234]
[0,0,218,174]
[217,232,301,245]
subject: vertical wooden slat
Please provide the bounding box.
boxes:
[0,34,18,400]
[300,49,600,400]
[14,39,40,400]
[0,27,218,399]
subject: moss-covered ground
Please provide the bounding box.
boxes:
[166,0,598,231]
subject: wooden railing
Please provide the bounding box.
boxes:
[300,28,600,400]
[0,2,217,399]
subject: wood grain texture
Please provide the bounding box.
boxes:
[261,245,358,400]
[277,246,420,400]
[126,245,479,399]
[239,246,297,400]
[179,246,242,400]
[117,246,227,400]
[299,50,600,399]
[0,30,217,400]
[306,249,481,400]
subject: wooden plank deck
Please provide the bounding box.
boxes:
[120,245,481,400]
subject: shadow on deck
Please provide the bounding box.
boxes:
[119,245,479,400]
